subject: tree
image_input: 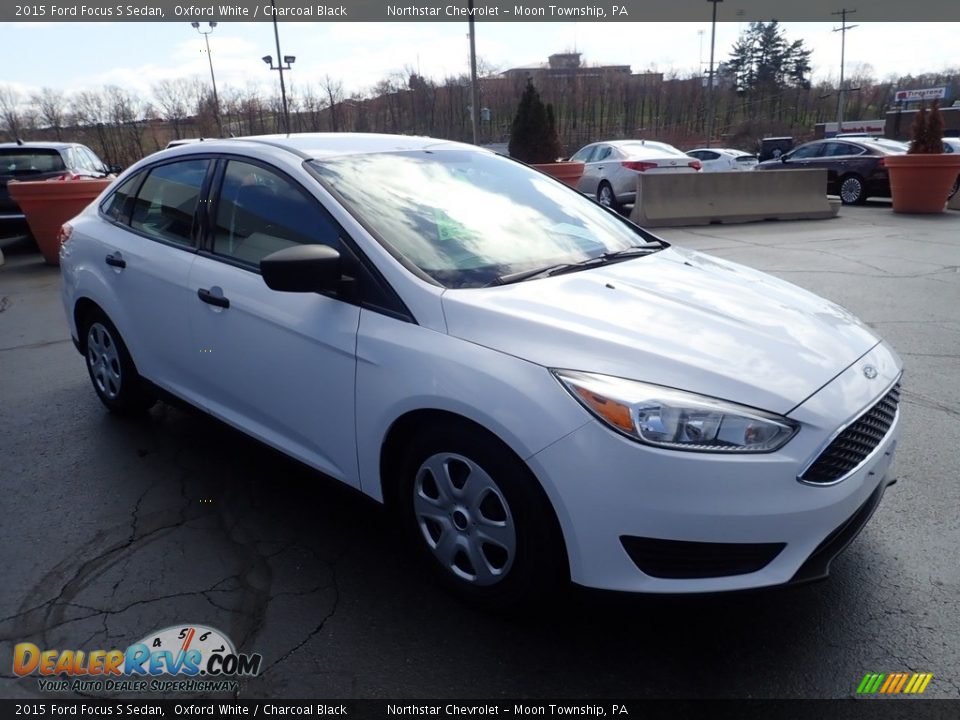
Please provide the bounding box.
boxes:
[508,79,563,164]
[728,22,812,95]
[0,85,22,140]
[909,100,945,154]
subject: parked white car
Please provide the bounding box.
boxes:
[60,134,902,607]
[686,147,758,172]
[570,140,701,211]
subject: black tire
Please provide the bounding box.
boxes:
[395,420,567,610]
[80,309,157,415]
[948,174,960,201]
[839,174,867,205]
[596,182,621,212]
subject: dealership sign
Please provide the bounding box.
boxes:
[894,87,947,103]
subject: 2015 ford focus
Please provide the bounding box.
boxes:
[60,134,902,607]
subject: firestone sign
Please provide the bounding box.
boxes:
[894,87,947,103]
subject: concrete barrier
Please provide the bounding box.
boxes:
[629,168,839,228]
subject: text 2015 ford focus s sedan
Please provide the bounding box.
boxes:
[60,134,902,607]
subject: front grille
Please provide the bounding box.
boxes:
[800,382,900,484]
[620,536,786,579]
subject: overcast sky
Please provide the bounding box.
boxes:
[0,21,956,101]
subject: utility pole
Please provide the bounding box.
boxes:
[832,8,858,133]
[191,22,222,136]
[705,0,722,148]
[467,0,480,145]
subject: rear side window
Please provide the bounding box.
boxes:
[131,159,210,247]
[211,160,339,266]
[101,172,143,224]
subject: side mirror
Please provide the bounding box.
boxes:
[260,245,342,293]
[109,165,123,174]
[780,155,788,163]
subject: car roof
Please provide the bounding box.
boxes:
[0,142,77,150]
[221,133,479,159]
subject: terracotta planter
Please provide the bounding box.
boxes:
[532,161,585,188]
[884,154,960,214]
[7,178,113,265]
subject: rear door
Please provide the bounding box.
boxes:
[94,157,211,399]
[818,142,867,192]
[186,157,362,486]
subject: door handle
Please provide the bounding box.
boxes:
[197,288,230,309]
[105,253,126,269]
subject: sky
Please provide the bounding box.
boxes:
[0,21,957,102]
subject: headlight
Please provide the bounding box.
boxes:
[553,370,799,453]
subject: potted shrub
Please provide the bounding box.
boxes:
[508,80,584,187]
[7,174,114,265]
[885,100,960,213]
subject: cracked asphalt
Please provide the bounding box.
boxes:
[1,204,958,700]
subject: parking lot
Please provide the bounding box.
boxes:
[1,204,958,699]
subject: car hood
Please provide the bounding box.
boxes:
[441,247,881,414]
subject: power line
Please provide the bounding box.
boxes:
[832,8,859,130]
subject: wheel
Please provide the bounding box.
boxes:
[82,310,156,414]
[596,182,621,212]
[839,174,866,205]
[948,174,960,201]
[396,421,566,609]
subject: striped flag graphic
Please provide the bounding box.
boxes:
[857,672,933,695]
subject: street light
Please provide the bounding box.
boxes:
[705,0,722,148]
[191,21,222,136]
[263,0,295,134]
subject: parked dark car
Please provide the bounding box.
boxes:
[755,138,907,205]
[1,142,116,232]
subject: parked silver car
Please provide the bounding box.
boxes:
[570,140,701,211]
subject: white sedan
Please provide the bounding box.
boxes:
[60,133,902,607]
[686,147,759,171]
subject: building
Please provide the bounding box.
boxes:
[503,52,645,81]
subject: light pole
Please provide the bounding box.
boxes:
[263,0,294,134]
[832,8,858,133]
[705,0,722,148]
[191,21,222,136]
[467,0,480,145]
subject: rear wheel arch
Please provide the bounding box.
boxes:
[74,297,105,353]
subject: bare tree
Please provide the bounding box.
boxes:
[0,85,22,141]
[32,88,67,140]
[152,78,192,139]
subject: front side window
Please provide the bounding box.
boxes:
[212,160,339,266]
[789,144,823,160]
[130,159,209,247]
[311,150,654,289]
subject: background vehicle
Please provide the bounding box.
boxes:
[686,148,758,172]
[1,141,116,229]
[755,137,907,204]
[758,136,794,162]
[570,139,701,211]
[939,138,959,199]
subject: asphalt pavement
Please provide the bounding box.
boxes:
[1,204,958,699]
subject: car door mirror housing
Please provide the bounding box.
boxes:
[260,245,342,293]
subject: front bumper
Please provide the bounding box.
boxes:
[527,342,902,593]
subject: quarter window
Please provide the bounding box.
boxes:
[211,160,339,266]
[101,172,142,224]
[130,159,210,247]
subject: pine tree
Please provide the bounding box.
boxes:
[728,22,812,94]
[508,79,563,164]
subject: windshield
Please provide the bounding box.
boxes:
[309,149,659,288]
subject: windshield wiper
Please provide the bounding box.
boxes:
[491,243,663,286]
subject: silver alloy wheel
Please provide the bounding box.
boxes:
[413,452,516,586]
[840,176,863,204]
[597,184,614,207]
[86,322,122,400]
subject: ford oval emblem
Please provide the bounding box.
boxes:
[863,365,878,379]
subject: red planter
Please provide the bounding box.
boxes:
[532,161,585,188]
[7,178,113,265]
[884,154,960,214]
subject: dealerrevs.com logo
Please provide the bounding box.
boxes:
[13,624,262,693]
